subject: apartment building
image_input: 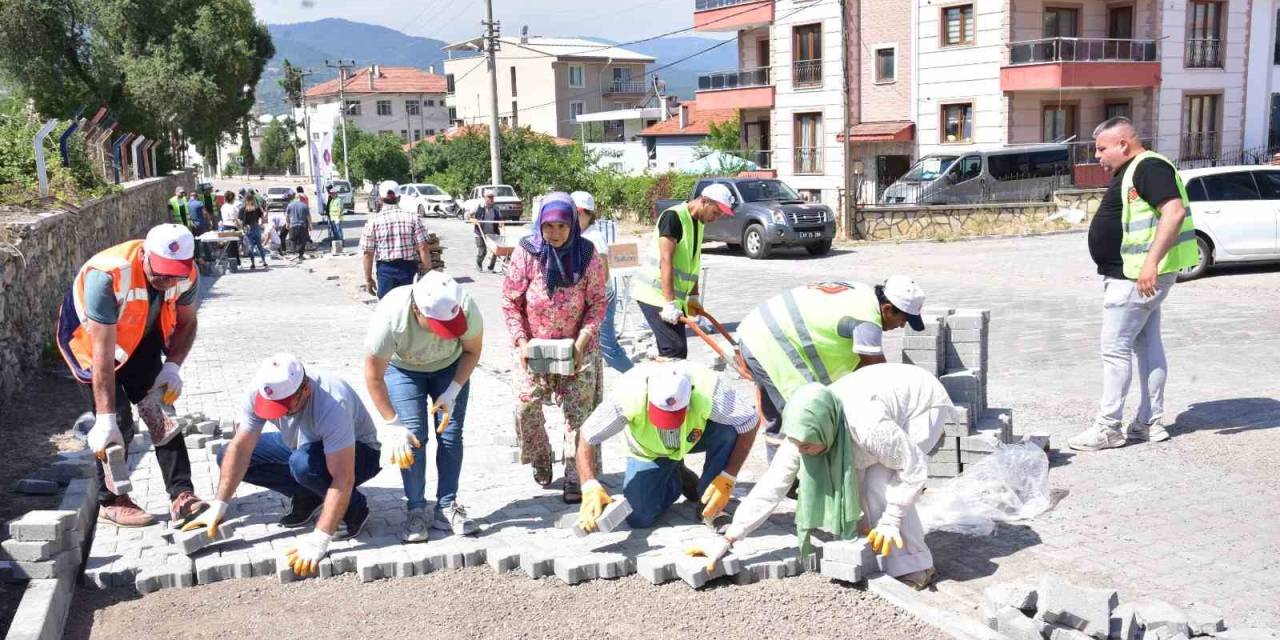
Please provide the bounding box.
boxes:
[1245,0,1280,152]
[844,0,916,201]
[442,35,655,140]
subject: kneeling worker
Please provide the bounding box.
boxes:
[575,362,757,531]
[183,354,382,577]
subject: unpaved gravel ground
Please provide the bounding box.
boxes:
[66,569,945,640]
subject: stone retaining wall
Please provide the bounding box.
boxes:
[0,172,194,404]
[1054,187,1107,217]
[852,202,1057,241]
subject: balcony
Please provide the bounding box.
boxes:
[695,67,774,110]
[1185,38,1223,68]
[794,147,822,174]
[1180,132,1221,162]
[792,59,823,89]
[694,0,773,32]
[1001,38,1161,92]
[603,80,650,95]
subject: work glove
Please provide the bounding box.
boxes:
[575,480,612,533]
[659,301,682,325]
[867,507,905,558]
[180,499,228,537]
[686,294,704,317]
[87,413,124,460]
[284,529,332,578]
[430,382,461,434]
[684,536,732,573]
[379,417,420,470]
[700,471,736,519]
[153,362,183,404]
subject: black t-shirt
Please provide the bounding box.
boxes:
[242,208,264,227]
[657,208,700,243]
[1088,157,1183,279]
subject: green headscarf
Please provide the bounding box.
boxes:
[781,383,861,556]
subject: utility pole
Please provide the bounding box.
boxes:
[326,58,356,182]
[483,0,502,185]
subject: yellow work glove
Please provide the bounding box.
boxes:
[379,418,420,470]
[867,509,905,557]
[700,471,736,519]
[180,499,227,538]
[284,529,331,578]
[575,480,612,533]
[684,536,731,573]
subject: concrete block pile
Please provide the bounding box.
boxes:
[2,511,81,581]
[524,338,575,375]
[899,308,1017,478]
[425,233,446,271]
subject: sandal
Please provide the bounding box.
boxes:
[533,463,553,488]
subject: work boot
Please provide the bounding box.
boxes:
[99,494,156,528]
[1125,418,1170,443]
[677,463,700,504]
[169,491,209,528]
[1067,421,1126,451]
[335,501,369,541]
[402,507,430,543]
[278,493,324,528]
[432,503,478,536]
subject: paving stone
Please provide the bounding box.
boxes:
[520,551,555,579]
[8,511,76,543]
[1211,629,1280,640]
[184,434,210,449]
[1038,574,1118,639]
[1,539,59,562]
[674,552,740,589]
[13,478,60,495]
[49,459,94,481]
[1047,624,1096,640]
[195,554,234,585]
[196,420,219,436]
[574,497,631,537]
[10,549,77,580]
[553,556,598,585]
[635,553,676,585]
[1109,609,1140,640]
[486,546,521,573]
[1116,598,1193,637]
[357,552,383,582]
[819,559,871,583]
[1186,607,1226,635]
[997,606,1046,640]
[170,521,238,556]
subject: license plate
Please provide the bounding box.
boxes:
[798,231,823,239]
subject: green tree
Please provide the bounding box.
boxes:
[278,59,305,109]
[408,126,594,201]
[0,0,274,170]
[258,119,293,172]
[333,127,409,187]
[239,118,256,174]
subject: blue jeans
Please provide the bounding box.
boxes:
[222,432,382,515]
[622,420,738,528]
[327,217,344,243]
[244,225,268,263]
[599,289,633,373]
[376,259,418,299]
[385,360,470,510]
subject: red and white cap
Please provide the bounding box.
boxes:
[143,224,195,277]
[699,183,736,217]
[252,354,306,420]
[412,271,468,339]
[647,366,693,430]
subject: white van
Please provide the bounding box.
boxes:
[881,144,1072,205]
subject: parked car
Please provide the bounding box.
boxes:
[461,184,524,220]
[398,183,459,217]
[1176,165,1280,281]
[881,144,1071,205]
[264,186,293,211]
[654,177,836,259]
[329,179,354,213]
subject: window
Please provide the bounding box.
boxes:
[1197,172,1261,201]
[1108,5,1134,39]
[1186,1,1224,68]
[570,101,585,119]
[1275,9,1280,64]
[568,65,584,88]
[1042,104,1078,142]
[447,106,457,121]
[794,112,822,174]
[426,129,436,136]
[1251,170,1280,199]
[941,103,972,143]
[942,5,975,46]
[1105,102,1131,121]
[793,24,823,88]
[378,130,393,136]
[400,130,408,143]
[1043,7,1080,38]
[511,101,518,128]
[950,155,982,182]
[1270,94,1280,149]
[311,132,320,140]
[376,100,392,116]
[987,149,1070,181]
[1182,94,1220,159]
[345,100,362,116]
[413,130,421,142]
[406,100,420,116]
[875,47,896,82]
[446,73,455,94]
[510,66,518,97]
[426,99,435,107]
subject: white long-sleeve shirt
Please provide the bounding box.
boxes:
[580,363,757,446]
[726,363,953,541]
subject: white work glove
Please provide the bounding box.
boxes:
[659,301,682,324]
[284,529,332,577]
[432,381,462,416]
[180,499,228,537]
[867,505,905,558]
[87,413,123,458]
[684,535,732,572]
[153,362,183,404]
[379,416,420,470]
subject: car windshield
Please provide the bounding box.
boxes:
[734,180,803,203]
[484,186,516,198]
[420,185,443,196]
[899,155,959,182]
[267,188,290,195]
[332,182,351,193]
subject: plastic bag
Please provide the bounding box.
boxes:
[918,441,1052,536]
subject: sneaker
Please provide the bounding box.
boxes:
[137,396,181,446]
[278,493,324,528]
[1067,422,1126,451]
[1125,419,1170,443]
[169,490,209,527]
[432,503,478,536]
[335,502,370,541]
[99,494,156,528]
[402,507,431,543]
[677,463,700,504]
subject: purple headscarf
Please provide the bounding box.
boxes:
[519,191,595,291]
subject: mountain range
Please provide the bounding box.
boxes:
[256,19,737,114]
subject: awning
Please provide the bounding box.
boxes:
[838,121,915,143]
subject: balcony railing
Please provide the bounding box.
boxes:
[793,59,823,88]
[1185,38,1223,68]
[1180,132,1221,161]
[1066,138,1153,165]
[603,80,649,94]
[695,0,764,10]
[720,149,773,169]
[1008,37,1158,65]
[794,147,822,174]
[697,67,771,91]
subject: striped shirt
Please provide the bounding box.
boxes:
[358,206,429,262]
[582,367,757,446]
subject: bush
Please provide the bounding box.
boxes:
[0,100,117,206]
[587,169,702,223]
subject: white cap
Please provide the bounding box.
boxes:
[411,271,468,339]
[570,190,595,212]
[251,354,306,419]
[379,180,401,197]
[646,365,693,430]
[883,275,926,331]
[142,224,195,277]
[699,183,735,216]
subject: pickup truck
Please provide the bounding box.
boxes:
[460,184,524,221]
[654,177,835,259]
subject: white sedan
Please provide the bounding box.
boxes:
[1178,165,1280,280]
[398,183,459,218]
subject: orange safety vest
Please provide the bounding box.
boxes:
[56,239,196,381]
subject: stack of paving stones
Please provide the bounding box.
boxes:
[980,574,1262,640]
[524,338,575,375]
[425,233,445,271]
[899,308,1017,479]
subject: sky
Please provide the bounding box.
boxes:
[251,0,712,44]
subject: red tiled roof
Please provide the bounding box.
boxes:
[838,121,915,142]
[305,66,447,98]
[402,124,575,151]
[638,102,737,137]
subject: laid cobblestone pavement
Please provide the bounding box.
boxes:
[82,214,1280,630]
